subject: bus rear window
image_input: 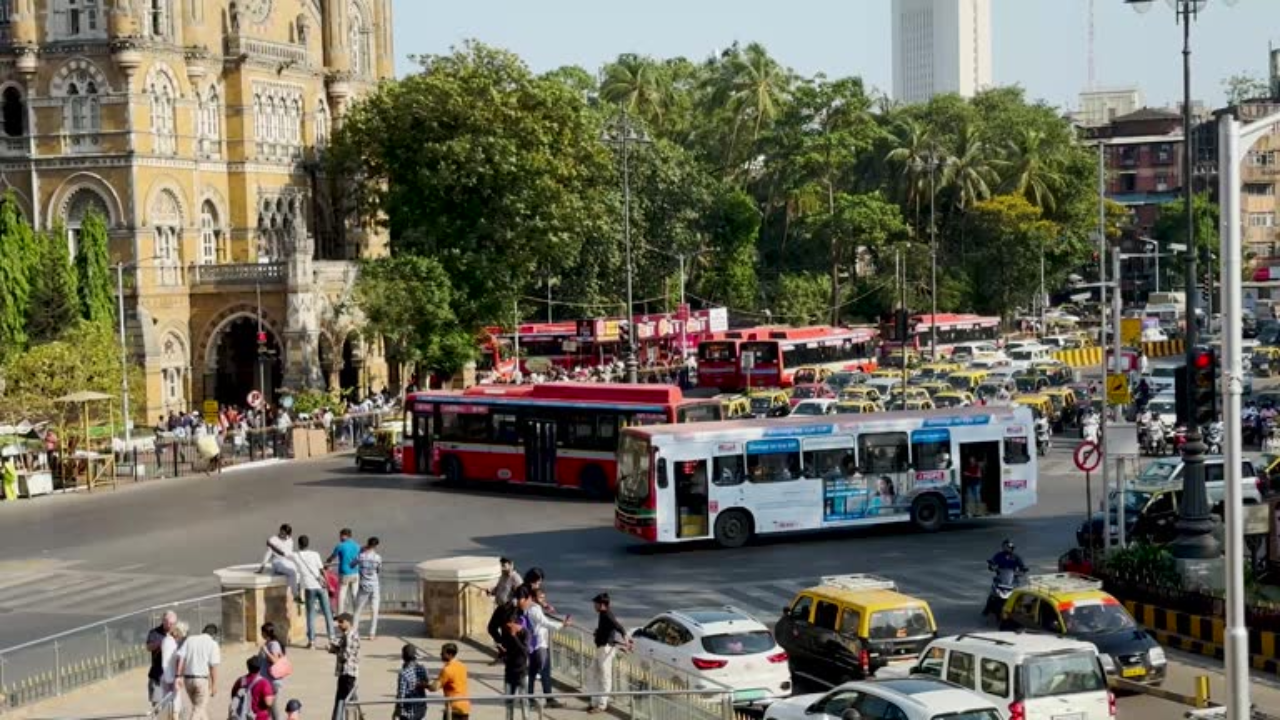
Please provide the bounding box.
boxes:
[699,342,737,362]
[617,435,652,505]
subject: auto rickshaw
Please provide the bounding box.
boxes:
[1042,387,1079,431]
[1252,347,1280,377]
[355,422,405,473]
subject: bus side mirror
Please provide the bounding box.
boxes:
[657,459,669,490]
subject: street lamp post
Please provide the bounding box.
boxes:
[913,155,943,359]
[1125,0,1220,562]
[115,264,132,447]
[602,111,650,384]
[1218,107,1280,720]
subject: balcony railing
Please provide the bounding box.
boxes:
[189,262,286,287]
[225,36,310,67]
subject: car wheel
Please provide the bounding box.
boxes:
[911,494,946,533]
[714,509,753,549]
[442,456,464,485]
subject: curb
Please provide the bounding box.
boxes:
[1123,600,1280,677]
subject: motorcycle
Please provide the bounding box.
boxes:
[1142,419,1167,456]
[983,566,1024,619]
[1205,421,1224,455]
[1082,414,1100,444]
[1171,424,1188,455]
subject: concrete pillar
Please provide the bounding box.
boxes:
[415,556,501,640]
[215,565,307,646]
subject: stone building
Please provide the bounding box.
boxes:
[0,0,393,419]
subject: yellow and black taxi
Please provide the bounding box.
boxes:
[1012,394,1053,421]
[838,385,883,403]
[748,389,792,418]
[776,574,937,684]
[792,366,834,386]
[1013,372,1051,395]
[999,573,1166,686]
[719,394,752,420]
[912,380,953,398]
[914,362,963,382]
[946,370,988,392]
[931,391,974,409]
[834,399,882,415]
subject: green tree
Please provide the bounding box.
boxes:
[0,195,31,355]
[354,255,477,376]
[1152,193,1220,277]
[600,54,668,126]
[772,273,832,326]
[799,192,907,322]
[1223,73,1271,106]
[696,189,760,310]
[883,117,935,226]
[26,223,81,344]
[997,127,1063,212]
[964,195,1061,317]
[75,210,114,327]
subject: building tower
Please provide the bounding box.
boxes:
[892,0,992,104]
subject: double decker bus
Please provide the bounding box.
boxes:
[403,383,722,496]
[880,313,1001,359]
[615,405,1037,548]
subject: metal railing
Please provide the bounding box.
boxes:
[0,591,238,712]
[341,688,734,720]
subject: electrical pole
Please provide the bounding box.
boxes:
[116,264,131,446]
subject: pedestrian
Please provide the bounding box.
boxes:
[229,656,275,720]
[426,643,469,720]
[353,537,382,640]
[161,621,188,720]
[175,623,221,720]
[394,645,429,720]
[586,593,628,714]
[329,613,360,720]
[284,700,303,720]
[487,557,522,606]
[962,456,983,517]
[514,586,551,708]
[529,587,565,708]
[258,622,289,720]
[498,608,529,720]
[259,524,300,601]
[326,529,361,614]
[293,535,335,648]
[147,611,178,705]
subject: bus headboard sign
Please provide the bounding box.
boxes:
[764,424,834,438]
[910,429,950,444]
[922,415,991,428]
[745,439,801,455]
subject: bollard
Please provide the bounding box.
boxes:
[1195,674,1211,708]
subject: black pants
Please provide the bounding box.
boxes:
[332,674,358,720]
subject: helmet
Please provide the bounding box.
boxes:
[1002,539,1015,552]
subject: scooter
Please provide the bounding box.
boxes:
[1142,419,1167,456]
[1082,414,1100,444]
[1171,424,1188,455]
[983,567,1024,619]
[1035,422,1051,457]
[1205,421,1224,455]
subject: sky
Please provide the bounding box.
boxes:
[390,0,1278,111]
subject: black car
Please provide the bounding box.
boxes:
[1075,487,1180,549]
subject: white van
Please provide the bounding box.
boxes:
[953,342,1004,363]
[914,632,1111,720]
[1007,344,1052,371]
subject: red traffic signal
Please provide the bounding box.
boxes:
[256,331,268,345]
[1192,351,1213,371]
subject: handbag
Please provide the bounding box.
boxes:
[270,654,293,680]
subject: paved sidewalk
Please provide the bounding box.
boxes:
[9,617,605,720]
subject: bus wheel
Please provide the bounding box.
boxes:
[714,510,753,549]
[442,456,464,486]
[911,495,946,533]
[580,465,610,500]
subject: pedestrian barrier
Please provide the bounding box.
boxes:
[341,688,735,720]
[1053,347,1103,368]
[0,592,235,712]
[1142,339,1185,358]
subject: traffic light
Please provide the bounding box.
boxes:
[618,320,631,348]
[895,309,909,341]
[1190,348,1217,427]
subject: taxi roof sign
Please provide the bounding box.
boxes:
[1027,572,1104,595]
[820,574,898,592]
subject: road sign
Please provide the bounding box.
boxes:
[1106,373,1131,405]
[202,399,219,425]
[1074,441,1101,473]
[1120,318,1143,347]
[247,390,263,408]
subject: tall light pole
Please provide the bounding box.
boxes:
[1218,106,1280,720]
[602,111,650,384]
[1125,0,1220,562]
[913,154,944,359]
[115,264,132,446]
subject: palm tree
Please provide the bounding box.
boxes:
[883,118,933,230]
[998,127,1063,212]
[943,122,997,214]
[726,43,790,145]
[600,54,667,126]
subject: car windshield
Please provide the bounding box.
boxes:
[1022,652,1107,699]
[935,396,962,408]
[793,386,818,399]
[1010,350,1036,361]
[794,370,817,385]
[868,608,933,639]
[1061,603,1137,635]
[828,373,857,390]
[793,403,826,416]
[749,397,773,413]
[700,630,775,656]
[1015,377,1038,392]
[948,376,973,390]
[1138,459,1179,483]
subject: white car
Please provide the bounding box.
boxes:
[630,607,792,704]
[1146,394,1177,429]
[792,399,838,417]
[765,678,1002,720]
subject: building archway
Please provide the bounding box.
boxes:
[339,332,363,399]
[208,314,282,408]
[318,333,336,391]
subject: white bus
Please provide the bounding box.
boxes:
[614,406,1038,548]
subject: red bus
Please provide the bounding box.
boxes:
[698,326,879,392]
[402,383,723,496]
[880,313,1001,359]
[480,322,618,376]
[694,326,780,392]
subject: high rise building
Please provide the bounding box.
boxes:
[892,0,992,104]
[0,0,396,418]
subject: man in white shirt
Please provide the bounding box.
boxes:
[258,523,299,599]
[175,623,221,720]
[294,534,335,648]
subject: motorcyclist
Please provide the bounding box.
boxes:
[988,539,1029,574]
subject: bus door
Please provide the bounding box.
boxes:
[909,429,958,509]
[671,458,711,539]
[521,416,558,485]
[857,432,911,518]
[958,440,1002,517]
[413,410,432,475]
[1000,427,1035,514]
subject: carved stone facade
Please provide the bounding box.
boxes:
[0,0,394,418]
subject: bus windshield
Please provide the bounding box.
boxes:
[741,342,779,364]
[699,342,737,362]
[617,435,651,506]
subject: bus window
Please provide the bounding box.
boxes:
[597,416,619,446]
[714,454,745,486]
[747,449,800,483]
[859,433,909,473]
[699,342,737,362]
[1004,437,1031,465]
[439,410,492,442]
[803,449,854,480]
[912,440,952,471]
[494,414,519,444]
[678,402,723,424]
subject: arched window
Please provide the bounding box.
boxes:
[149,0,170,37]
[348,3,370,78]
[314,97,330,148]
[63,76,100,133]
[160,333,188,411]
[149,71,177,155]
[151,190,182,285]
[199,200,222,265]
[290,97,302,145]
[2,87,25,137]
[197,86,221,157]
[64,188,108,259]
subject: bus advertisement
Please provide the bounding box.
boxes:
[880,314,1001,359]
[614,405,1037,548]
[403,383,723,496]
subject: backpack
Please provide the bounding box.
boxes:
[230,676,265,720]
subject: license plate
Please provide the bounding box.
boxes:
[1121,666,1147,678]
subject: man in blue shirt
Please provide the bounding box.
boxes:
[326,528,361,614]
[988,539,1029,573]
